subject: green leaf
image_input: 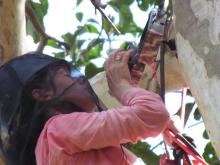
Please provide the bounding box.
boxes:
[76,12,83,22]
[203,142,220,164]
[62,27,87,45]
[27,0,49,43]
[203,130,209,140]
[86,24,99,33]
[76,0,83,6]
[168,0,173,11]
[88,45,102,59]
[102,17,112,35]
[122,0,133,5]
[126,141,160,164]
[136,0,150,11]
[47,39,61,49]
[193,108,202,121]
[62,33,76,44]
[105,1,140,35]
[135,0,156,11]
[87,18,99,24]
[85,63,103,79]
[76,39,86,48]
[119,42,128,49]
[78,38,104,61]
[109,0,133,6]
[31,0,49,28]
[26,19,40,43]
[54,52,66,59]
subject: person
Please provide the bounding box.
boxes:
[0,49,174,165]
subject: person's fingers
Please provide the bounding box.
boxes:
[103,60,108,71]
[121,49,133,64]
[109,49,124,62]
[106,49,121,69]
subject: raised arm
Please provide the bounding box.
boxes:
[37,87,169,154]
[36,49,170,154]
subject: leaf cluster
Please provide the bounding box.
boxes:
[27,0,150,78]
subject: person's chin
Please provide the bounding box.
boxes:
[92,106,99,112]
[84,105,98,113]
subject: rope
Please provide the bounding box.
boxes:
[159,42,166,103]
[180,88,188,128]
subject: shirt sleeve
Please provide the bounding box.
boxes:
[39,87,170,154]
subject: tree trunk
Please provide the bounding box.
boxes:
[0,0,26,164]
[173,0,220,158]
[0,0,26,65]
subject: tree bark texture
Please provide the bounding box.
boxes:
[0,0,26,65]
[173,0,220,158]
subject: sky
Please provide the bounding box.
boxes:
[28,0,209,159]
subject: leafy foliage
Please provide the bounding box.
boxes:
[203,142,220,164]
[85,63,104,79]
[136,0,155,11]
[26,0,49,43]
[126,141,160,164]
[193,108,202,121]
[76,0,83,6]
[75,12,83,22]
[108,0,143,34]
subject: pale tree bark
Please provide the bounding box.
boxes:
[0,0,26,65]
[0,0,26,164]
[173,0,220,158]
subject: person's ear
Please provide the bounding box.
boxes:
[32,89,53,101]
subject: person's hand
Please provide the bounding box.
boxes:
[105,49,134,99]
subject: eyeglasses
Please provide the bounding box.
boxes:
[70,69,83,78]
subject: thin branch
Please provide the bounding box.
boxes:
[150,141,164,151]
[180,88,188,128]
[25,1,70,53]
[90,0,121,35]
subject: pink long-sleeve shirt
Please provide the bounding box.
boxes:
[35,87,170,165]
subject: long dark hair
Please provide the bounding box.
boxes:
[16,63,55,165]
[14,61,104,165]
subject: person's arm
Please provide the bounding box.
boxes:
[38,87,169,154]
[36,49,170,154]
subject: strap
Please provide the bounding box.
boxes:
[164,129,208,165]
[160,42,166,102]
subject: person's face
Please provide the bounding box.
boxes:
[52,67,98,113]
[32,66,98,113]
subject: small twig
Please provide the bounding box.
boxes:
[90,0,121,35]
[150,141,164,151]
[180,87,188,128]
[25,1,70,53]
[37,37,48,52]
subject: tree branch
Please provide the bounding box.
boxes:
[90,0,121,35]
[25,1,70,53]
